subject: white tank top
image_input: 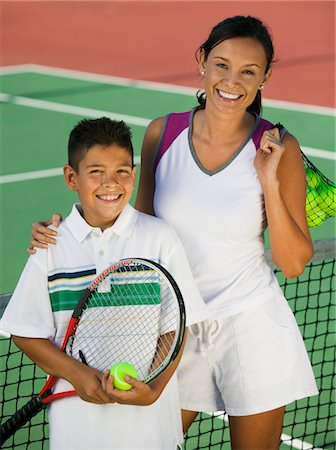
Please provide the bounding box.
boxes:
[153,108,284,317]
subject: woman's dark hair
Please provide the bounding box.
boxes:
[196,15,274,115]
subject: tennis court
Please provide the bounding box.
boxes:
[0,63,335,293]
[0,63,335,449]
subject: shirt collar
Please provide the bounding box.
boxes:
[65,203,139,243]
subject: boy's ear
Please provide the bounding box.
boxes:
[63,165,79,191]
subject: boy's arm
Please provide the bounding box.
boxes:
[101,331,187,406]
[13,336,111,404]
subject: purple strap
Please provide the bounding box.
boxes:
[154,114,283,174]
[252,117,277,149]
[153,111,191,174]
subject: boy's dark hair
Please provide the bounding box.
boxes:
[196,15,274,115]
[68,117,134,171]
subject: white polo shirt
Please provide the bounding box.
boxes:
[1,203,208,450]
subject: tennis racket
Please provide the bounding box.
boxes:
[0,258,186,445]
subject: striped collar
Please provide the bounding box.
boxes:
[64,203,139,243]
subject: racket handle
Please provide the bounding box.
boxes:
[0,395,45,445]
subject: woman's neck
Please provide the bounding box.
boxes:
[195,106,255,145]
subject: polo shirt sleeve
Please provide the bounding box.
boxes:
[162,228,209,327]
[0,250,56,340]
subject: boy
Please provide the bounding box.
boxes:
[1,118,208,449]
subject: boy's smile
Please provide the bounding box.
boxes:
[64,144,136,230]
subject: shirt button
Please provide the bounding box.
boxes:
[99,250,105,256]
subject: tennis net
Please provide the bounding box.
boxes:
[0,238,335,449]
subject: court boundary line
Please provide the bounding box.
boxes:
[0,92,150,127]
[0,157,141,184]
[0,63,335,117]
[0,93,334,177]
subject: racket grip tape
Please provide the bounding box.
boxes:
[0,395,45,445]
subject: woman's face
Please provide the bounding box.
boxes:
[199,36,271,114]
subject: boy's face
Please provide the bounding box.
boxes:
[64,144,136,230]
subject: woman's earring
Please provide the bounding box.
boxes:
[201,71,205,76]
[259,84,264,90]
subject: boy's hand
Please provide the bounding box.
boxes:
[101,370,158,406]
[68,365,111,404]
[28,214,62,254]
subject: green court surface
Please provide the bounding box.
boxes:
[0,65,335,450]
[0,66,335,295]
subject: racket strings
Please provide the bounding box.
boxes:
[68,262,179,380]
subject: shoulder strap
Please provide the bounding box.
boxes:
[252,118,287,149]
[153,110,191,174]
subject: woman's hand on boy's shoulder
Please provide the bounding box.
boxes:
[28,213,62,254]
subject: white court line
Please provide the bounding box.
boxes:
[281,433,324,450]
[0,144,333,185]
[301,147,336,161]
[0,156,141,185]
[0,150,333,185]
[211,412,324,450]
[0,63,198,95]
[0,93,334,169]
[0,93,150,127]
[0,63,335,116]
[0,168,64,184]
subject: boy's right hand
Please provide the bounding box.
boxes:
[69,364,111,404]
[28,213,62,254]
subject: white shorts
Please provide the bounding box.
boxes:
[177,295,318,416]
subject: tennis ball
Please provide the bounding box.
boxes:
[110,362,139,391]
[317,186,336,217]
[305,189,319,213]
[307,209,328,228]
[306,167,322,190]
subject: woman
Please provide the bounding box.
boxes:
[30,16,318,449]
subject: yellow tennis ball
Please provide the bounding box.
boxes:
[306,167,322,190]
[305,189,319,213]
[307,209,328,228]
[110,362,139,391]
[317,186,336,217]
